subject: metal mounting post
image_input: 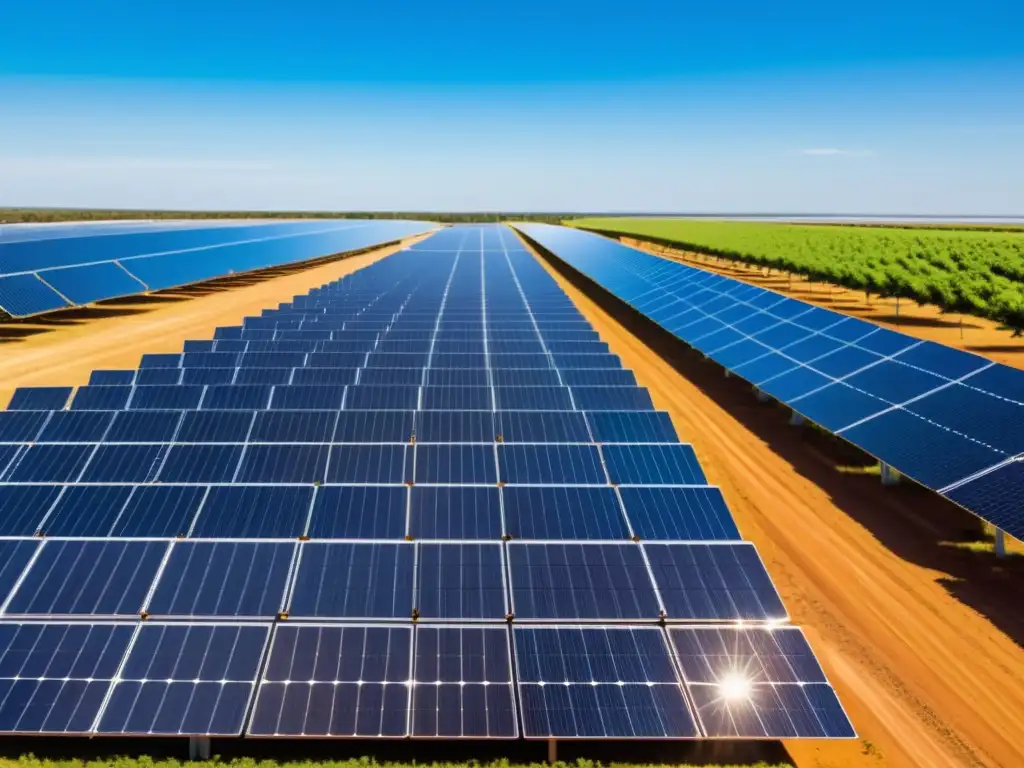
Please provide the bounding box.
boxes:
[547,737,558,764]
[994,528,1007,558]
[880,462,900,486]
[754,387,771,403]
[789,410,805,426]
[189,736,211,760]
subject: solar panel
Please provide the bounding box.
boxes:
[415,543,507,620]
[308,485,407,539]
[412,626,517,737]
[507,542,661,621]
[495,411,590,443]
[0,224,851,743]
[288,543,415,619]
[644,543,786,621]
[5,540,166,616]
[0,622,134,733]
[43,485,135,536]
[516,223,1021,541]
[502,486,628,540]
[248,624,412,737]
[6,444,94,482]
[415,445,498,484]
[37,410,114,442]
[498,444,606,484]
[513,626,698,738]
[6,387,72,411]
[97,622,270,735]
[668,627,853,738]
[602,444,707,485]
[0,485,61,535]
[408,486,502,539]
[618,486,740,541]
[586,411,679,443]
[146,542,295,618]
[0,411,49,442]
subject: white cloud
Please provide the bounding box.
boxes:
[798,148,877,157]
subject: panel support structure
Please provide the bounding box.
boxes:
[994,527,1007,558]
[189,737,211,760]
[789,410,805,427]
[724,370,730,379]
[754,387,771,403]
[880,462,900,486]
[547,738,558,765]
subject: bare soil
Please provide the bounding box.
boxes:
[618,236,1024,370]
[520,233,1024,768]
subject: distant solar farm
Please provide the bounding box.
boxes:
[0,217,1020,762]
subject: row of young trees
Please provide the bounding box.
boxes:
[572,218,1024,335]
[0,209,570,225]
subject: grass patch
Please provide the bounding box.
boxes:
[0,759,790,768]
[835,464,882,477]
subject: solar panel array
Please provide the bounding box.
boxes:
[517,223,1024,542]
[0,224,853,740]
[0,219,434,318]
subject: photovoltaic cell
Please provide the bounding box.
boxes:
[498,444,606,485]
[502,486,628,540]
[5,540,167,616]
[249,624,412,737]
[513,626,697,738]
[288,543,415,619]
[0,622,135,734]
[644,543,786,621]
[585,411,679,443]
[415,543,507,620]
[618,486,740,541]
[98,623,270,735]
[507,543,660,621]
[415,445,498,484]
[0,485,62,535]
[408,486,502,539]
[112,485,206,537]
[602,444,707,485]
[412,626,517,737]
[192,485,312,538]
[42,485,135,536]
[146,542,295,618]
[308,485,407,539]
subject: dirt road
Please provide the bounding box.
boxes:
[523,236,1024,768]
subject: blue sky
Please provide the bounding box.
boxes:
[1,1,1022,214]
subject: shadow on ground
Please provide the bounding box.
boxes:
[525,233,1024,651]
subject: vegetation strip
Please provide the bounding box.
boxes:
[570,218,1024,334]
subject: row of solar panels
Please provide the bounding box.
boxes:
[0,621,852,739]
[518,224,1024,540]
[0,483,736,541]
[0,220,434,317]
[0,225,853,741]
[5,384,655,413]
[74,367,637,387]
[0,539,782,622]
[0,408,677,443]
[0,441,705,485]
